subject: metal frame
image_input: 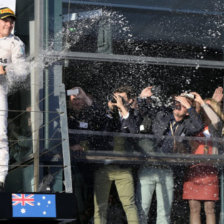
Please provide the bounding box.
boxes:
[31,0,224,223]
[33,0,73,193]
[63,0,224,16]
[31,0,45,192]
[44,51,224,69]
[59,84,73,193]
[35,1,224,222]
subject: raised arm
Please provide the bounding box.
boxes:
[192,92,221,130]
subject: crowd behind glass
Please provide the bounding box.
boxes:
[67,85,224,224]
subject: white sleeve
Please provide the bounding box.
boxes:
[6,36,29,84]
[201,103,221,129]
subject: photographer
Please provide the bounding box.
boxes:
[93,86,139,224]
[135,86,163,154]
[105,86,138,134]
[68,87,101,150]
[67,86,105,224]
[137,92,203,224]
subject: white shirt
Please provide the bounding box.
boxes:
[0,34,28,86]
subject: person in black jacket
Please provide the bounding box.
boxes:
[68,87,105,151]
[136,93,204,224]
[94,86,139,224]
[67,86,106,224]
[135,86,163,154]
[153,95,204,153]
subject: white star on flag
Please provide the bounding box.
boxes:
[21,208,26,214]
[12,194,56,218]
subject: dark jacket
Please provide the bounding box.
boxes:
[104,108,139,153]
[105,108,138,133]
[136,97,161,134]
[68,102,106,151]
[152,107,204,153]
[136,97,166,154]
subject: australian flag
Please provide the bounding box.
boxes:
[12,194,56,218]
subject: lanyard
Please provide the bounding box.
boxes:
[170,121,179,136]
[170,121,179,152]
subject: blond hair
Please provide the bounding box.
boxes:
[205,98,224,121]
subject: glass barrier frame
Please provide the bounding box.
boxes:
[38,0,224,222]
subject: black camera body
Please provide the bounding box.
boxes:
[108,95,116,103]
[107,95,126,105]
[151,86,161,96]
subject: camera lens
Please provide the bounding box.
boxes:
[172,100,181,110]
[151,86,161,95]
[107,95,116,103]
[111,98,116,103]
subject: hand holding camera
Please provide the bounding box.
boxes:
[114,94,126,109]
[108,94,125,110]
[108,93,130,118]
[67,87,92,106]
[190,92,204,106]
[175,96,192,109]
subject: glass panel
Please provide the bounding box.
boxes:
[64,60,223,96]
[64,59,224,223]
[6,164,34,192]
[5,0,34,192]
[36,66,71,193]
[41,0,224,222]
[8,106,32,164]
[5,0,72,194]
[15,0,34,54]
[65,0,223,12]
[57,1,224,60]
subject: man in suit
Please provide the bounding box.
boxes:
[94,86,139,224]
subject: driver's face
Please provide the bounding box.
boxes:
[0,17,14,38]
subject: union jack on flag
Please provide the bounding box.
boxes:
[12,194,56,218]
[12,194,34,206]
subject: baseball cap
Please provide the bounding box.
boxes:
[0,7,16,20]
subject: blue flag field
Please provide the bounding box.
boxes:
[12,194,56,218]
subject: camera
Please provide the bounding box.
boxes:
[151,86,161,96]
[67,88,79,96]
[181,93,195,100]
[107,94,126,105]
[107,94,116,103]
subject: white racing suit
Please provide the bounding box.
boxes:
[0,34,28,183]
